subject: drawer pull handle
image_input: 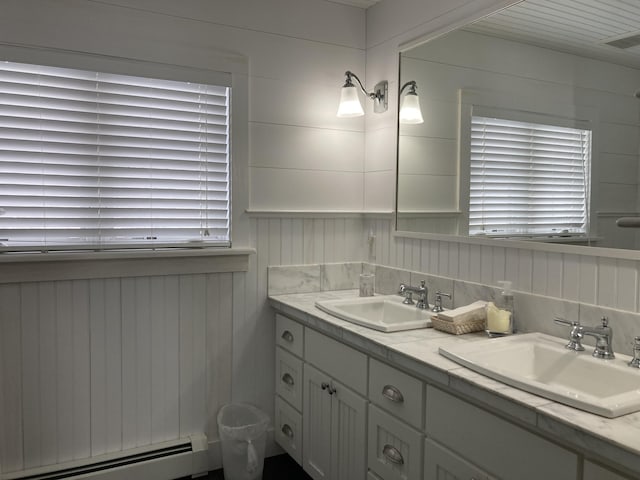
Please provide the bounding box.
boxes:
[382,444,404,465]
[281,330,294,343]
[281,424,294,438]
[282,373,295,386]
[382,385,404,403]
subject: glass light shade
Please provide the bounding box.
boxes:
[399,92,424,124]
[337,85,364,117]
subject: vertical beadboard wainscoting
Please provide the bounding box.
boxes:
[235,214,368,417]
[0,268,236,477]
[369,217,640,319]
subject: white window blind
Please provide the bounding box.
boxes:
[470,115,591,237]
[0,60,230,252]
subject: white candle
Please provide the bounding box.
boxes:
[486,302,511,332]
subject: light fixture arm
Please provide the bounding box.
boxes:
[400,80,418,96]
[337,70,388,117]
[345,71,382,102]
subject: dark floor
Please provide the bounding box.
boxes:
[204,454,311,480]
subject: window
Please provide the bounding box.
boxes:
[0,60,230,252]
[469,115,591,238]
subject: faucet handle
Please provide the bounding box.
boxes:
[630,337,640,368]
[600,316,609,328]
[553,316,580,327]
[431,291,452,313]
[554,316,585,351]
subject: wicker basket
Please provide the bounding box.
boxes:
[431,315,486,335]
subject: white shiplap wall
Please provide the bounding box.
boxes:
[4,0,640,474]
[0,0,369,474]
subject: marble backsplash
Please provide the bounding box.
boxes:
[268,262,640,356]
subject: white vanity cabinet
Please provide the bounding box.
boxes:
[273,309,633,480]
[302,327,368,480]
[425,386,578,480]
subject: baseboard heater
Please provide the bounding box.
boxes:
[2,434,209,480]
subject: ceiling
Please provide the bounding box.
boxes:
[465,0,640,69]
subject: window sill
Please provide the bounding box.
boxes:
[0,247,254,284]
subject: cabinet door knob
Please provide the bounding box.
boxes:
[281,424,294,438]
[281,330,294,343]
[382,384,404,403]
[281,373,295,386]
[382,444,404,465]
[321,381,336,395]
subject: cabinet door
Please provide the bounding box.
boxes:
[425,439,495,480]
[330,377,367,480]
[303,363,367,480]
[303,363,333,480]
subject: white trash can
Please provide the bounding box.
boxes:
[217,403,270,480]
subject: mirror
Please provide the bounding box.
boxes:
[397,0,640,250]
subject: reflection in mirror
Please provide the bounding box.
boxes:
[397,0,640,250]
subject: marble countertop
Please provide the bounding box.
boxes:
[269,290,640,475]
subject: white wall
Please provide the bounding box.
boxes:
[4,0,640,474]
[363,0,518,213]
[0,0,369,474]
[0,217,365,474]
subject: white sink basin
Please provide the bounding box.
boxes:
[439,332,640,418]
[315,295,432,332]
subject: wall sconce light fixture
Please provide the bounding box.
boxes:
[337,71,388,118]
[399,81,424,124]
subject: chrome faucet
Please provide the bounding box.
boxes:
[431,291,452,313]
[554,316,615,359]
[399,280,428,309]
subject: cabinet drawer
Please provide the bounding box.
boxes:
[275,347,303,411]
[305,328,367,395]
[368,405,423,480]
[369,358,424,428]
[276,313,303,358]
[274,396,302,465]
[426,386,578,480]
[583,461,631,480]
[425,438,496,480]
